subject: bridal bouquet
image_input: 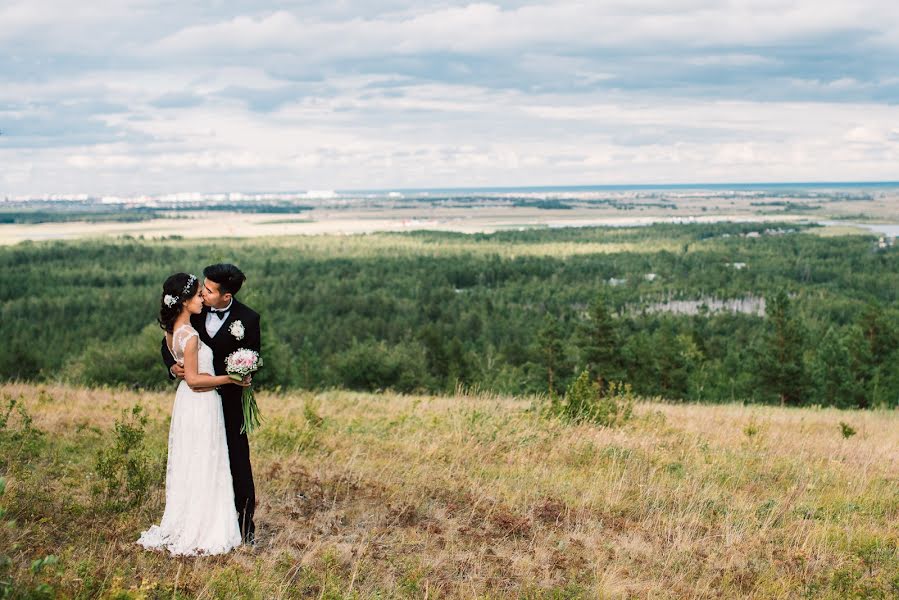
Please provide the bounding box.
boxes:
[225,348,264,434]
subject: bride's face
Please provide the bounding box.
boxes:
[183,287,204,315]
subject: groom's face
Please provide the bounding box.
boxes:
[202,278,232,309]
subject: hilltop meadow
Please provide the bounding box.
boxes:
[2,382,899,599]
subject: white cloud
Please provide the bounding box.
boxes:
[4,1,899,194]
[145,1,899,60]
[7,81,897,193]
[686,54,778,67]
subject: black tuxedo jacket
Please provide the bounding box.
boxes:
[161,300,261,389]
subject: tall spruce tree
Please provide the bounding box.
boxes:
[537,313,565,397]
[857,303,899,406]
[579,292,624,387]
[843,324,873,408]
[859,302,897,366]
[811,326,860,408]
[757,290,809,405]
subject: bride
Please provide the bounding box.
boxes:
[137,273,250,556]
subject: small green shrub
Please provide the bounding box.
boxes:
[92,405,160,512]
[303,399,325,429]
[548,368,634,427]
[0,394,46,472]
[839,421,857,439]
[744,420,760,438]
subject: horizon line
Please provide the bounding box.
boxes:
[344,179,899,194]
[4,179,899,199]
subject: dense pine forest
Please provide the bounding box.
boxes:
[2,222,898,407]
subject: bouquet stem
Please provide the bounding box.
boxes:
[240,386,262,435]
[229,374,263,434]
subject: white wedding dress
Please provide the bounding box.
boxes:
[137,324,242,556]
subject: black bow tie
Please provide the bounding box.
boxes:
[210,308,229,320]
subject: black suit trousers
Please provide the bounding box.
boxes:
[219,382,256,541]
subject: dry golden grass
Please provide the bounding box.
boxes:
[3,382,899,599]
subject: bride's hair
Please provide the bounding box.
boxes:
[158,272,199,333]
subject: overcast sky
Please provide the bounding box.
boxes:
[2,1,899,195]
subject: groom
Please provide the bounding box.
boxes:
[161,263,260,544]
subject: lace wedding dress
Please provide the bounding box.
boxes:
[137,324,242,556]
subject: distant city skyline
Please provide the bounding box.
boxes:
[2,1,898,195]
[7,179,899,203]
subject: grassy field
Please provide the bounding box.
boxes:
[3,382,899,599]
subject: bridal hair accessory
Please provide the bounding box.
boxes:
[182,274,197,296]
[163,274,197,308]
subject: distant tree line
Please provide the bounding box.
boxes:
[2,222,898,407]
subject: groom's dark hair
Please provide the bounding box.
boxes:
[204,263,246,296]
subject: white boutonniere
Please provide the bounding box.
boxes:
[229,320,245,340]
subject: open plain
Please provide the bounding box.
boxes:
[3,187,899,245]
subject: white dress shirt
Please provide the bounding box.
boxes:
[205,299,233,339]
